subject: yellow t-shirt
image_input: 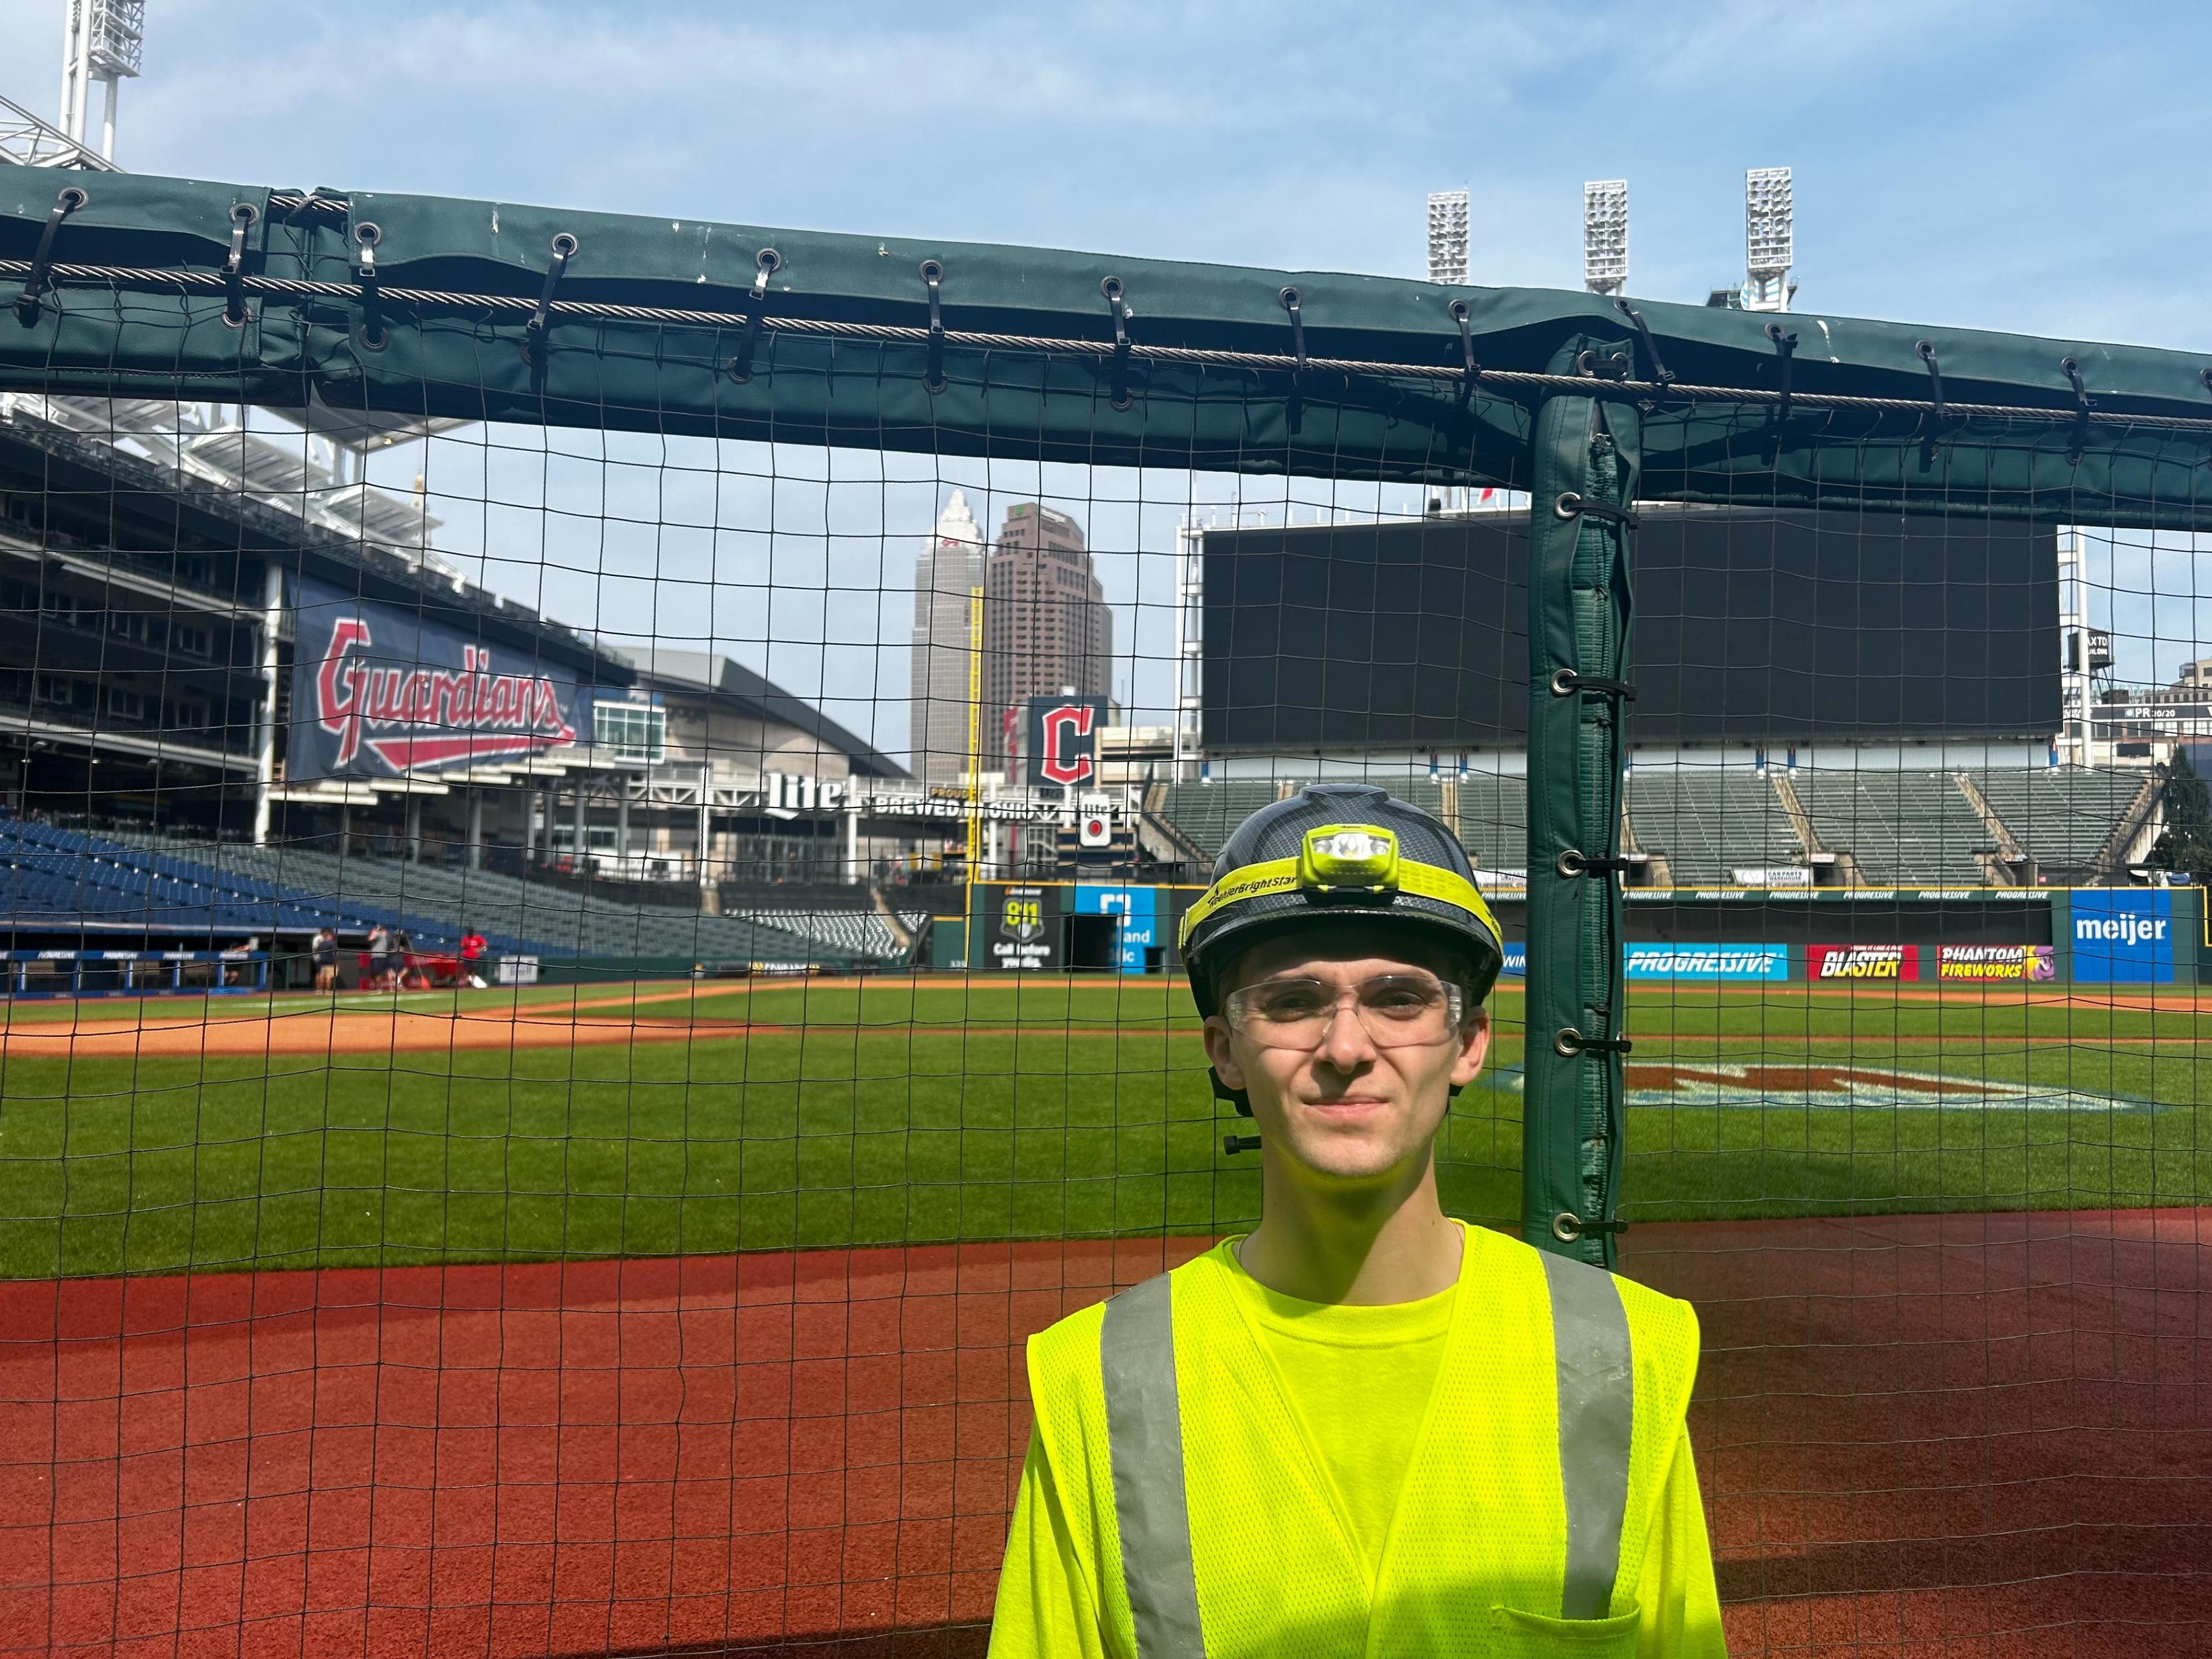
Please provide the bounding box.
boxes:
[1220,1239,1456,1578]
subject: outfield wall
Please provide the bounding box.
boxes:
[926,881,2204,986]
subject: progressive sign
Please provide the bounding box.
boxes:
[290,577,596,780]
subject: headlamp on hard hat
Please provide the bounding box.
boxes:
[1298,824,1399,893]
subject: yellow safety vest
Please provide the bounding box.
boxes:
[1022,1226,1703,1659]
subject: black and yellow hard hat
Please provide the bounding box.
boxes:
[1178,782,1506,1019]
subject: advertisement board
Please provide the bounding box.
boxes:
[1623,944,1790,981]
[1499,944,1527,978]
[1073,884,1163,972]
[1808,944,1922,982]
[989,884,1056,969]
[290,577,596,780]
[1936,944,2056,982]
[1025,696,1108,788]
[2069,890,2174,984]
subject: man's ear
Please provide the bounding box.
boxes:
[1202,1015,1244,1091]
[1449,1010,1492,1090]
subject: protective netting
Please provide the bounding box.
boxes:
[3,165,2211,1657]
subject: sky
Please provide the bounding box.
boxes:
[6,0,2210,750]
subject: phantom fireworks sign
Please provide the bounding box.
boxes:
[290,578,596,780]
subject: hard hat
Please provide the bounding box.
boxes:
[1179,782,1506,1026]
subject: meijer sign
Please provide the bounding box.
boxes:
[2070,890,2174,984]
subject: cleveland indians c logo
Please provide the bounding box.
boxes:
[1038,704,1096,786]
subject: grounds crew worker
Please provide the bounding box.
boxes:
[989,783,1723,1658]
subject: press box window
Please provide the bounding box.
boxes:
[596,701,666,764]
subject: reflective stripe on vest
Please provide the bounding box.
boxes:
[1100,1274,1208,1659]
[1099,1253,1636,1657]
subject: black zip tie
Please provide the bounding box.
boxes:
[13,185,87,327]
[1279,285,1306,435]
[350,220,386,349]
[727,248,782,384]
[1553,1026,1633,1058]
[1101,275,1133,410]
[920,259,946,393]
[2061,355,2092,465]
[1552,490,1640,530]
[1916,338,1946,469]
[1612,297,1675,388]
[1551,1211,1630,1244]
[1449,299,1480,408]
[1223,1133,1263,1156]
[524,232,578,364]
[1549,667,1638,699]
[221,203,258,329]
[1554,849,1634,878]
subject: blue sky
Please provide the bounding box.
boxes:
[5,1,2208,743]
[7,0,2205,346]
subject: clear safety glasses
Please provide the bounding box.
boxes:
[1219,973,1467,1051]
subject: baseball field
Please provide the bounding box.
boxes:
[3,974,2208,1656]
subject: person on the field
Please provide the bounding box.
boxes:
[311,926,340,993]
[365,922,393,991]
[989,783,1723,1659]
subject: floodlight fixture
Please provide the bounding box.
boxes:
[57,0,145,161]
[1426,189,1470,286]
[1744,165,1793,312]
[1583,179,1628,296]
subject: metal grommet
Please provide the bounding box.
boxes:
[1552,1212,1585,1243]
[1448,298,1470,324]
[352,221,382,249]
[56,186,88,213]
[919,257,944,284]
[229,202,259,228]
[1548,667,1579,697]
[357,324,388,353]
[1100,274,1124,301]
[1278,284,1301,309]
[756,247,782,275]
[1554,1027,1584,1057]
[2200,366,2212,395]
[1915,338,1937,361]
[1555,849,1587,878]
[220,304,251,330]
[1554,491,1583,520]
[550,232,579,259]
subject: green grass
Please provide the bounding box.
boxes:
[3,977,2211,1277]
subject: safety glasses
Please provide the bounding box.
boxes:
[1220,973,1466,1051]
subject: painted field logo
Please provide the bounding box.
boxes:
[1809,944,1920,981]
[1479,1062,2149,1114]
[1937,944,2056,982]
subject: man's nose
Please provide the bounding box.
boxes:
[1314,994,1379,1067]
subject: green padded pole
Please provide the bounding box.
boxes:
[1522,347,1642,1268]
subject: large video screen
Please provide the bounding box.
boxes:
[1200,507,2059,748]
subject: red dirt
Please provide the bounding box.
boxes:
[4,1213,2210,1657]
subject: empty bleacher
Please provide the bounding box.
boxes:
[1791,769,1992,886]
[1972,766,2154,877]
[1624,771,1802,886]
[1455,774,1528,872]
[93,831,891,968]
[1158,781,1282,857]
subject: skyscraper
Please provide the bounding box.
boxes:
[982,502,1114,758]
[909,490,985,784]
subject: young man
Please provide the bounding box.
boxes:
[990,783,1723,1659]
[310,925,340,993]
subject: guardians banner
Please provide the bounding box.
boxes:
[289,577,594,780]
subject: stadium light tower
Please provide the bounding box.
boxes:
[1426,189,1470,285]
[1743,165,1793,312]
[56,0,145,163]
[1583,180,1628,297]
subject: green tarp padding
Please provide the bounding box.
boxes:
[5,161,2212,528]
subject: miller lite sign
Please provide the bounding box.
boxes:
[290,577,596,780]
[1025,695,1107,789]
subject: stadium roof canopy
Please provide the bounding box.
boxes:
[5,161,2212,528]
[617,647,908,781]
